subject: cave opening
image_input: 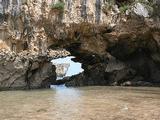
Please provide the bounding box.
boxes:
[51,56,84,86]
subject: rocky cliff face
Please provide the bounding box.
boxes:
[0,0,160,89]
[65,12,160,86]
[0,49,70,90]
[0,0,118,52]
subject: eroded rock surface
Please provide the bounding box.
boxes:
[0,49,70,90]
[0,0,160,89]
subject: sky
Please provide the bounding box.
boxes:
[52,56,84,79]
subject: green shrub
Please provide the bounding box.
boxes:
[50,1,65,10]
[22,0,28,5]
[119,4,129,13]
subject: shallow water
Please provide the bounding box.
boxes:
[0,86,160,120]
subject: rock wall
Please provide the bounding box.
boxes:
[0,49,70,90]
[65,16,160,87]
[0,0,160,89]
[0,0,119,52]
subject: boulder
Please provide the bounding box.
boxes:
[133,2,151,17]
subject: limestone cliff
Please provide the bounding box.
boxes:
[0,0,119,52]
[0,0,160,89]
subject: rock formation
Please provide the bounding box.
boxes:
[0,49,70,90]
[54,63,70,78]
[0,0,160,89]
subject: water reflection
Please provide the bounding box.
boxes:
[52,86,82,120]
[51,85,81,101]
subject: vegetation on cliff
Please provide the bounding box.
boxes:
[50,1,65,10]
